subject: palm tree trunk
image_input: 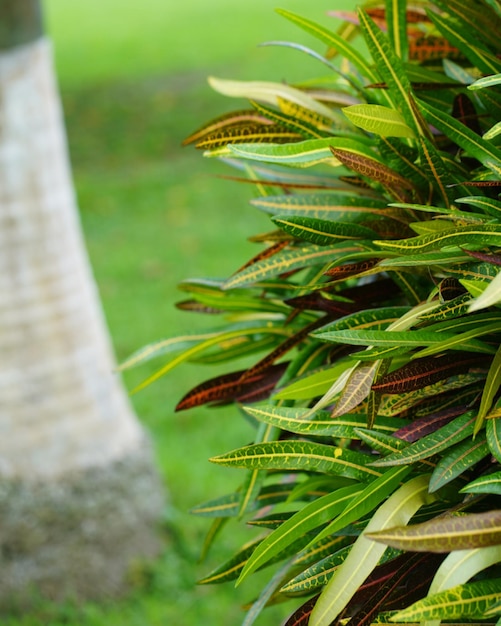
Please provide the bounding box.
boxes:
[0,0,164,609]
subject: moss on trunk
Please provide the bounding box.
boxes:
[0,438,165,612]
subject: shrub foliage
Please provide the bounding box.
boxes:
[125,1,501,624]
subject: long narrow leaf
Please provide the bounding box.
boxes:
[366,510,501,552]
[276,9,377,82]
[371,411,476,467]
[419,99,501,172]
[208,77,340,122]
[376,223,501,254]
[468,270,501,313]
[386,0,408,61]
[427,545,501,615]
[358,8,422,135]
[310,475,436,626]
[243,405,406,438]
[236,484,362,585]
[210,440,382,482]
[429,435,490,492]
[392,578,501,622]
[343,104,415,138]
[224,243,359,290]
[307,465,412,546]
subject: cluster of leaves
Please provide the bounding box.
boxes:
[123,1,501,624]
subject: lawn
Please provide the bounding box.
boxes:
[10,2,348,624]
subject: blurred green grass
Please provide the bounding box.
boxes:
[7,2,348,624]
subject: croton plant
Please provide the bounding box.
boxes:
[124,1,501,624]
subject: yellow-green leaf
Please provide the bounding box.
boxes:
[343,104,415,138]
[310,475,435,626]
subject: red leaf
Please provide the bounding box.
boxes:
[285,292,357,316]
[438,277,467,301]
[325,258,380,281]
[176,363,286,411]
[409,36,462,62]
[393,405,471,442]
[453,93,482,136]
[283,595,320,626]
[238,316,333,383]
[183,109,273,146]
[372,353,485,394]
[233,240,290,275]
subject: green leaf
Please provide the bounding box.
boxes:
[410,219,458,236]
[308,465,412,547]
[468,73,501,91]
[357,8,421,135]
[419,99,501,172]
[437,0,501,50]
[376,223,501,254]
[319,306,411,334]
[429,434,490,493]
[236,484,362,586]
[331,361,379,417]
[194,124,303,150]
[418,136,455,208]
[484,121,501,141]
[475,343,501,434]
[427,9,501,75]
[225,138,341,167]
[198,538,262,584]
[199,532,309,585]
[418,293,473,322]
[379,249,471,268]
[455,195,501,219]
[343,104,415,138]
[190,483,300,518]
[210,440,382,482]
[366,510,501,552]
[409,323,499,359]
[461,471,501,496]
[223,243,358,290]
[243,405,406,438]
[313,328,488,353]
[294,527,356,568]
[487,416,501,463]
[120,321,293,393]
[241,560,294,626]
[371,411,476,467]
[428,545,501,603]
[275,9,377,83]
[310,475,436,626]
[281,544,352,594]
[356,428,410,457]
[461,278,490,299]
[274,360,355,401]
[208,76,339,122]
[469,271,501,313]
[251,192,390,221]
[391,578,501,622]
[272,215,377,246]
[250,99,325,140]
[386,0,408,60]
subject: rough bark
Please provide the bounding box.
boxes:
[0,28,165,610]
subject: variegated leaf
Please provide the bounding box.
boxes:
[366,510,501,552]
[310,476,436,626]
[391,578,501,622]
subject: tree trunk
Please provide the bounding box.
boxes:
[0,0,164,610]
